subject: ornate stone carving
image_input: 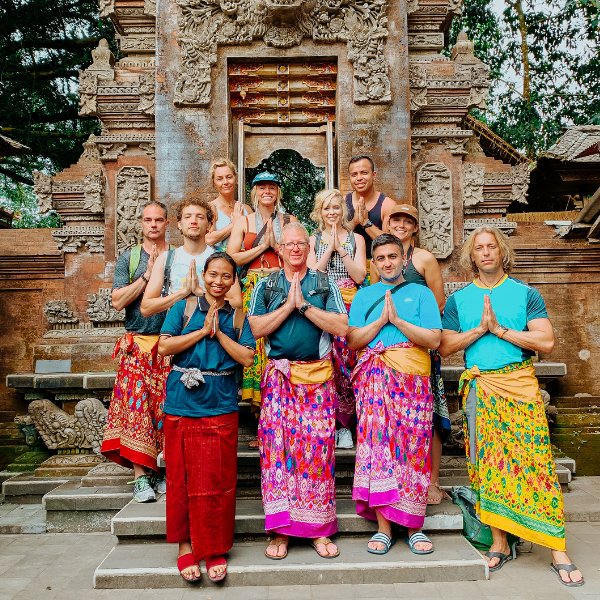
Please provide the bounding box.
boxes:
[448,0,464,16]
[14,414,40,447]
[409,65,428,115]
[43,300,78,325]
[463,163,485,206]
[120,36,155,52]
[452,31,478,63]
[464,218,518,237]
[87,288,125,322]
[43,326,126,339]
[139,142,156,158]
[417,163,453,259]
[116,166,150,254]
[174,0,391,107]
[99,0,115,17]
[406,0,419,14]
[484,172,512,185]
[51,225,105,253]
[408,33,444,49]
[83,171,105,213]
[32,171,53,213]
[79,71,98,116]
[97,142,127,162]
[137,70,155,115]
[442,137,469,155]
[28,399,91,450]
[78,134,102,165]
[144,0,156,16]
[511,162,530,204]
[89,39,115,73]
[75,398,108,454]
[444,281,469,298]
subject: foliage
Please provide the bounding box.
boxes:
[245,150,326,231]
[449,0,600,157]
[0,0,115,209]
[0,174,61,227]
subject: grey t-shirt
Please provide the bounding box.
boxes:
[112,247,167,335]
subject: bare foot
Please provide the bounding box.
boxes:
[551,550,583,584]
[313,537,338,557]
[486,540,510,569]
[265,535,288,558]
[178,541,200,581]
[207,559,227,579]
[408,528,433,553]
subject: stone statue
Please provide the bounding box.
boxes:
[32,171,53,214]
[43,300,78,325]
[28,399,91,450]
[75,398,108,454]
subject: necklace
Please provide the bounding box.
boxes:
[477,272,506,293]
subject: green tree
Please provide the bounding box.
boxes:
[450,0,600,157]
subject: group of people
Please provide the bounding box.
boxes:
[100,156,583,587]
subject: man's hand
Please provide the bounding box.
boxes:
[377,290,391,326]
[144,244,159,280]
[293,273,306,309]
[386,291,399,327]
[484,295,503,336]
[477,295,490,335]
[181,261,196,297]
[358,197,369,227]
[285,273,297,311]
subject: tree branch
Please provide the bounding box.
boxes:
[0,167,34,186]
[1,68,80,81]
[1,37,101,54]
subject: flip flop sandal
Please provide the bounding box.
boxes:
[550,563,585,587]
[405,531,434,555]
[312,537,340,558]
[265,538,288,560]
[206,555,227,582]
[367,532,396,555]
[177,553,201,583]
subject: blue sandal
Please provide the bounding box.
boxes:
[405,531,434,555]
[367,532,396,555]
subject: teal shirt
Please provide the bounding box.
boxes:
[349,281,442,348]
[442,276,548,371]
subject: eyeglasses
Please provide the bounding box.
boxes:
[282,242,308,249]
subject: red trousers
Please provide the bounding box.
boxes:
[164,412,238,562]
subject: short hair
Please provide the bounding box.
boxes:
[371,233,405,257]
[309,189,350,232]
[209,158,238,186]
[348,155,375,172]
[460,226,514,275]
[279,222,310,245]
[173,191,214,224]
[139,201,168,220]
[203,251,237,281]
[250,183,283,211]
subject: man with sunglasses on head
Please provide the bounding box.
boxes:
[247,222,348,561]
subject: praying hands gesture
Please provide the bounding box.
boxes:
[144,244,160,280]
[357,196,369,227]
[231,201,245,223]
[285,272,306,311]
[478,295,503,337]
[181,260,205,298]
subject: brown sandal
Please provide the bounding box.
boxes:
[248,439,259,449]
[265,538,288,560]
[427,483,448,505]
[312,537,339,558]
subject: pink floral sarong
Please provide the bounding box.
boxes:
[258,358,337,538]
[352,342,433,529]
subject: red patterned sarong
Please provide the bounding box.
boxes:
[259,358,337,538]
[164,412,238,561]
[352,342,433,529]
[101,334,169,471]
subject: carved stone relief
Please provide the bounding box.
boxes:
[442,137,469,155]
[511,162,530,204]
[143,0,156,16]
[75,398,108,454]
[33,171,53,214]
[43,300,78,325]
[463,218,518,238]
[174,0,391,107]
[89,39,115,75]
[83,171,105,213]
[87,288,125,322]
[137,70,155,115]
[463,163,485,206]
[78,135,102,165]
[417,163,453,259]
[409,65,428,115]
[78,71,98,116]
[115,166,150,255]
[99,0,115,17]
[51,225,106,253]
[139,142,156,158]
[97,142,128,162]
[444,281,469,298]
[43,326,126,339]
[14,414,40,447]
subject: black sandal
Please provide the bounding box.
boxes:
[550,563,584,587]
[485,542,516,572]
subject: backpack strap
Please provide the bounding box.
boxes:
[233,308,246,342]
[315,231,322,253]
[162,247,176,297]
[364,281,408,320]
[263,271,286,307]
[283,213,291,225]
[181,296,198,329]
[129,244,142,283]
[349,231,356,256]
[307,270,330,301]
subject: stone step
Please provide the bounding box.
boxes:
[93,534,488,588]
[1,473,71,504]
[81,463,134,487]
[111,496,463,539]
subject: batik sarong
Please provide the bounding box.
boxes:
[459,359,565,550]
[332,278,358,426]
[164,412,238,562]
[430,350,451,438]
[101,334,169,471]
[241,271,269,412]
[259,357,337,538]
[352,341,433,529]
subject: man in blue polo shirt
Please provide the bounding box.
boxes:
[248,222,348,562]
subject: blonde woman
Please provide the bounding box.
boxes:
[206,159,251,252]
[307,189,367,448]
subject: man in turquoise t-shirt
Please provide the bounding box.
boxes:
[347,234,442,557]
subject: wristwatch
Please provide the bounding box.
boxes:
[497,326,509,339]
[363,219,374,229]
[299,301,311,315]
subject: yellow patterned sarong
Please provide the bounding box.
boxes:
[459,359,565,550]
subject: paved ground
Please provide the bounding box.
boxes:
[0,523,599,600]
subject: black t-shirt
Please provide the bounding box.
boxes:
[112,247,167,334]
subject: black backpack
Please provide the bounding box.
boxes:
[263,270,330,308]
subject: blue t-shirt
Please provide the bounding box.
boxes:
[248,270,346,361]
[442,276,548,371]
[349,281,442,349]
[160,296,256,418]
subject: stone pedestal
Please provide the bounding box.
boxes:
[35,453,108,477]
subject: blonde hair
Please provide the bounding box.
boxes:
[250,184,283,211]
[279,222,310,244]
[210,159,237,187]
[460,226,514,275]
[310,189,350,232]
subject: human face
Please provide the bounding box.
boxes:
[255,183,278,207]
[471,232,503,275]
[203,258,235,300]
[141,205,168,242]
[388,215,417,243]
[321,197,343,228]
[177,204,210,240]
[279,228,309,270]
[349,159,376,196]
[373,243,404,283]
[213,166,236,197]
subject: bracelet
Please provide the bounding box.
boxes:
[141,274,149,284]
[339,252,348,259]
[497,327,508,339]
